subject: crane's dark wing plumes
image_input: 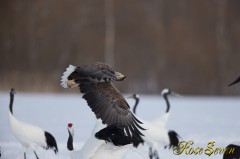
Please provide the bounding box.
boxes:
[228,76,240,87]
[95,125,132,146]
[61,62,145,139]
[95,124,144,147]
[166,130,180,149]
[44,131,58,154]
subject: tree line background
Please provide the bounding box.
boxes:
[0,0,240,95]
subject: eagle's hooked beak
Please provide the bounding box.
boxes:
[66,80,79,88]
[115,72,126,81]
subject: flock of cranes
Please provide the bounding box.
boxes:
[6,62,240,159]
[128,90,180,159]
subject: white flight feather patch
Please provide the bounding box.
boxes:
[60,65,77,88]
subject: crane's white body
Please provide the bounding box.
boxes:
[90,143,131,159]
[9,112,47,151]
[151,112,170,127]
[140,118,170,150]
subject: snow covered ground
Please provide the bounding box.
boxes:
[0,91,239,159]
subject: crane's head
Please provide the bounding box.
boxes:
[161,88,172,96]
[161,88,181,97]
[68,123,73,128]
[67,123,74,137]
[10,88,16,95]
[127,93,140,100]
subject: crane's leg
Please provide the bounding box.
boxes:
[149,147,153,159]
[153,150,159,159]
[24,152,26,159]
[33,151,39,159]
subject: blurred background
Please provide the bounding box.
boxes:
[0,0,240,95]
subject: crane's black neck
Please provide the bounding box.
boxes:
[67,129,74,151]
[163,94,170,113]
[133,97,139,114]
[9,93,14,115]
[228,76,240,86]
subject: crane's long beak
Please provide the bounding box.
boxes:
[127,95,134,99]
[171,91,182,97]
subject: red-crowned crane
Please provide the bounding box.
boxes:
[8,89,58,159]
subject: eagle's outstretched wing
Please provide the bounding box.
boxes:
[61,62,145,138]
[79,80,144,137]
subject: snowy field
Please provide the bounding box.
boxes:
[0,91,240,159]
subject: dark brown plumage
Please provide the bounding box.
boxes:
[61,62,145,140]
[68,62,126,83]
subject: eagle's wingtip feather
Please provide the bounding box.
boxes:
[60,64,77,88]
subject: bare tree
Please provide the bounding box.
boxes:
[216,0,228,94]
[104,0,115,67]
[27,1,38,70]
